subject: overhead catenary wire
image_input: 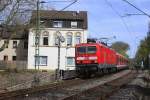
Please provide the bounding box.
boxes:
[60,0,77,11]
[104,0,131,34]
[37,0,78,22]
[51,0,78,17]
[121,0,150,18]
[104,0,136,58]
[121,0,150,58]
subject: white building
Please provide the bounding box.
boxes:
[28,10,88,70]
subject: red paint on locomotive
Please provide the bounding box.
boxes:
[75,42,128,77]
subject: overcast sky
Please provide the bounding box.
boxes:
[46,0,150,58]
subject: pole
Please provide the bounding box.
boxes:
[57,37,61,80]
[35,0,40,70]
[148,53,150,69]
[34,0,40,84]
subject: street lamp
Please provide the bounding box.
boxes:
[55,31,65,80]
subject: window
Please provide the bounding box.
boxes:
[35,56,47,66]
[24,41,28,49]
[77,46,96,54]
[87,46,97,54]
[4,40,9,48]
[75,36,81,44]
[77,47,86,54]
[53,21,63,28]
[4,55,8,61]
[43,37,49,45]
[12,56,17,61]
[67,34,72,46]
[13,41,17,48]
[71,21,77,28]
[67,57,75,66]
[42,31,49,46]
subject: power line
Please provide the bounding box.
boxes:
[59,0,77,11]
[104,0,131,34]
[40,0,78,19]
[122,0,150,18]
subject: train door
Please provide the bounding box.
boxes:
[99,46,105,66]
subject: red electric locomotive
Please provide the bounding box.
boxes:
[75,42,128,77]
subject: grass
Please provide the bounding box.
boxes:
[0,69,55,75]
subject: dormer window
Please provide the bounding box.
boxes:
[53,21,63,28]
[71,21,77,28]
[72,12,77,16]
[40,20,45,24]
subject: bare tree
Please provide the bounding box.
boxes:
[0,0,37,51]
[0,0,37,25]
[0,0,56,51]
[0,0,12,12]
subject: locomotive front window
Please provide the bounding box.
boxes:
[77,47,86,54]
[87,46,96,54]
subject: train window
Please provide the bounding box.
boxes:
[77,47,86,54]
[87,46,96,54]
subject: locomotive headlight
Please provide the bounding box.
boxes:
[89,56,97,60]
[77,57,85,60]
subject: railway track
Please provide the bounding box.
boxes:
[0,70,136,100]
[0,78,86,100]
[63,70,137,100]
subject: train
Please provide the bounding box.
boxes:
[75,41,129,78]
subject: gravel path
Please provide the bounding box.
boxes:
[108,70,150,100]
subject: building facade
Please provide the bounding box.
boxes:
[0,26,28,62]
[27,10,88,70]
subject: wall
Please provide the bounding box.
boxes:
[0,61,27,70]
[0,39,28,61]
[28,28,87,70]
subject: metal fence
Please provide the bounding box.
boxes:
[0,61,27,70]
